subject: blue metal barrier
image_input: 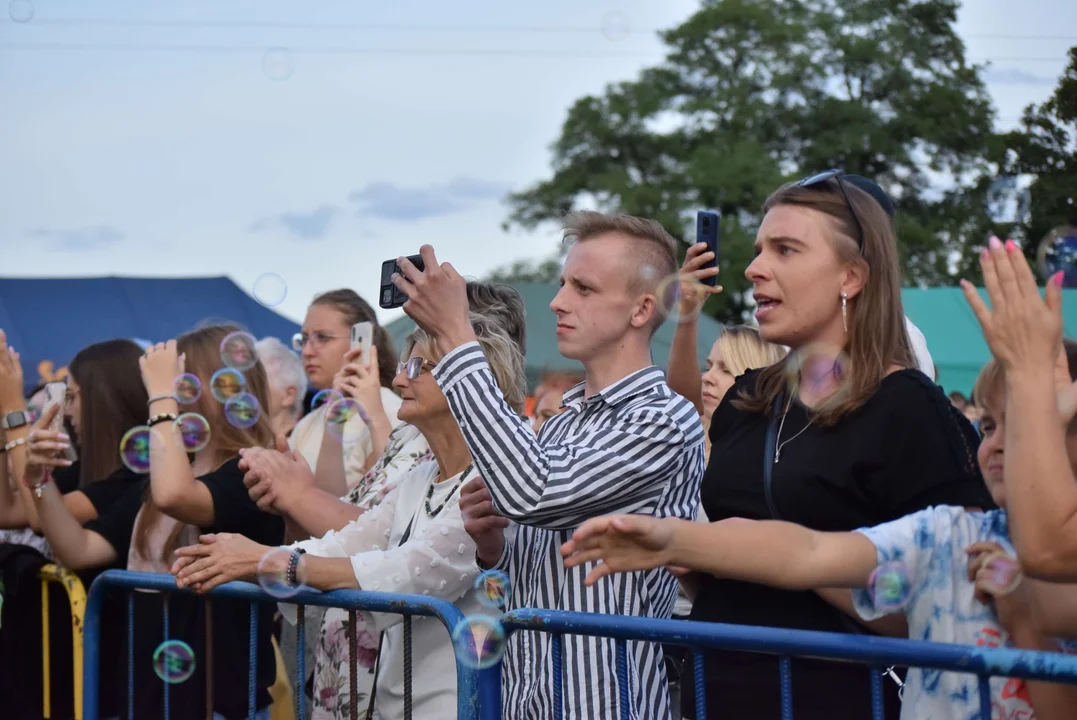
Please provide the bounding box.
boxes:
[82,570,480,720]
[488,608,1077,720]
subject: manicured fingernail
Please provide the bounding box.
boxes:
[959,279,969,289]
[981,249,990,261]
[1053,271,1064,288]
[1005,239,1017,253]
[989,236,1003,250]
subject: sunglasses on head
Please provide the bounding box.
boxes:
[797,169,865,253]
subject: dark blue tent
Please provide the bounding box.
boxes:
[0,276,301,394]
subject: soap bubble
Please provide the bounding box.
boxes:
[979,552,1023,595]
[452,616,507,669]
[257,547,305,599]
[253,273,287,307]
[174,413,210,453]
[654,271,707,325]
[1037,226,1077,288]
[173,373,202,404]
[311,388,344,411]
[325,398,361,441]
[8,0,34,23]
[474,570,510,610]
[985,175,1031,225]
[868,562,912,612]
[600,11,631,41]
[784,343,851,410]
[153,640,196,684]
[263,47,295,81]
[119,426,153,474]
[210,368,246,403]
[219,331,258,371]
[224,392,261,429]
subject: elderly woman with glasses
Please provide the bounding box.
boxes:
[172,310,527,720]
[289,289,403,497]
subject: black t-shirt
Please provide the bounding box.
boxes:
[685,369,993,719]
[84,457,285,720]
[79,465,142,516]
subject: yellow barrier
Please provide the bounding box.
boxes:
[39,563,86,720]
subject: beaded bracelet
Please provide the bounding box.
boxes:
[287,548,307,587]
[148,413,178,427]
[25,468,51,499]
[2,436,26,453]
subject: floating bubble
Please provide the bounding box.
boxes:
[224,392,261,429]
[784,343,850,410]
[868,562,912,612]
[452,616,507,670]
[253,273,287,307]
[985,175,1032,225]
[257,547,305,599]
[173,373,202,404]
[600,11,631,41]
[210,367,247,403]
[119,426,153,474]
[325,398,361,441]
[153,640,196,684]
[474,570,510,610]
[655,272,707,325]
[8,0,34,23]
[1037,226,1077,288]
[220,331,258,371]
[262,47,295,81]
[311,388,344,411]
[980,552,1023,595]
[174,413,210,453]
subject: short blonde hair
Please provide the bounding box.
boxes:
[404,312,527,414]
[715,325,787,376]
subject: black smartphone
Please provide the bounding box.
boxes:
[696,210,721,287]
[380,255,425,309]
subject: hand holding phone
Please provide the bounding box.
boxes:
[351,322,373,366]
[696,210,720,287]
[380,255,425,309]
[41,382,78,461]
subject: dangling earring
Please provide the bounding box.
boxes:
[841,292,848,333]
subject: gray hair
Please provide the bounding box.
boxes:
[256,337,308,418]
[404,311,527,414]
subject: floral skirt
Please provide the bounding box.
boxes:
[312,607,380,720]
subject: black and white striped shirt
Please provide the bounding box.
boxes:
[435,342,705,720]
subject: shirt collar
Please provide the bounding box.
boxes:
[561,366,666,409]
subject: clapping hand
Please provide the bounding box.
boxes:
[239,434,314,514]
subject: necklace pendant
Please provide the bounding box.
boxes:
[774,450,780,464]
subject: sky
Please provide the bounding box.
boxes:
[1,0,1074,326]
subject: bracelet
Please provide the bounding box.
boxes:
[25,468,50,499]
[147,394,180,407]
[287,548,307,587]
[3,437,26,453]
[148,413,178,427]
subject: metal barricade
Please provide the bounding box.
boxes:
[485,608,1077,720]
[39,562,87,720]
[82,570,481,720]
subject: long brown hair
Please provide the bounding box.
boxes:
[311,289,398,390]
[68,340,148,488]
[133,324,276,561]
[734,179,915,425]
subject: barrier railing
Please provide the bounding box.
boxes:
[82,570,481,720]
[486,608,1077,720]
[39,563,86,720]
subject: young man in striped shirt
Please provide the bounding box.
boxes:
[392,211,706,720]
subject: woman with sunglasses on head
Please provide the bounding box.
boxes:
[171,311,527,720]
[676,173,993,719]
[290,289,403,496]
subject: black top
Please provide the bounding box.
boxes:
[84,457,285,720]
[79,465,142,515]
[684,369,993,719]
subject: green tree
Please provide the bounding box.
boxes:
[501,0,996,323]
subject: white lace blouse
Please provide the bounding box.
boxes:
[286,460,486,720]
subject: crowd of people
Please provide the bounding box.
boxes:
[0,171,1075,720]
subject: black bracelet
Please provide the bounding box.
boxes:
[148,413,178,427]
[287,548,307,586]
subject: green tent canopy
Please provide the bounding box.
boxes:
[384,282,723,392]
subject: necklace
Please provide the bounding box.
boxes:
[774,397,814,464]
[424,462,474,518]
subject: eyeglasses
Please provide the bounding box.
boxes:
[291,331,341,351]
[797,169,864,252]
[396,357,435,380]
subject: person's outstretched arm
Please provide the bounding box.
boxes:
[666,242,722,415]
[962,237,1077,579]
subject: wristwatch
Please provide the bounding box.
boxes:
[1,411,29,430]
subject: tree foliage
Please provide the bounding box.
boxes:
[497,0,1000,323]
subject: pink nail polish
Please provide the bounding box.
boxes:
[989,236,1003,250]
[1005,239,1017,253]
[1053,271,1064,288]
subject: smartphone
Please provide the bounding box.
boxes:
[42,382,78,461]
[696,210,721,287]
[379,254,425,309]
[351,321,373,366]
